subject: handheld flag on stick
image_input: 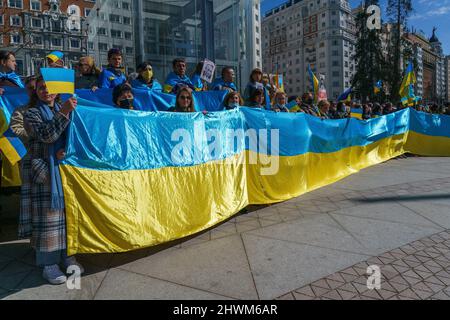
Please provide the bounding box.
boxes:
[399,61,417,106]
[40,68,75,95]
[274,74,285,93]
[287,100,301,112]
[374,80,382,94]
[337,87,353,102]
[308,65,319,103]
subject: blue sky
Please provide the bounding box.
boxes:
[261,0,450,55]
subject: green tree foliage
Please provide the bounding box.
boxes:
[351,0,385,102]
[386,0,413,102]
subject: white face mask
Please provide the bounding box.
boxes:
[229,102,240,108]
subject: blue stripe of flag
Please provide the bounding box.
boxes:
[40,68,74,83]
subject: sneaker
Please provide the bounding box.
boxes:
[43,264,67,285]
[63,256,85,275]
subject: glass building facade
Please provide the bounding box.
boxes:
[87,0,261,91]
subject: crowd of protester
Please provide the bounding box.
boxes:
[1,47,450,286]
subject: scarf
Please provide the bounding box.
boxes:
[108,67,124,77]
[37,101,65,210]
[0,71,25,88]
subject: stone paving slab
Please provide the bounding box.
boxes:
[276,230,450,300]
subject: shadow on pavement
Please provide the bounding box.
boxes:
[355,193,450,203]
[0,205,266,299]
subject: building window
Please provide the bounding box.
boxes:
[70,39,80,48]
[123,17,131,25]
[10,34,22,44]
[88,42,94,50]
[126,47,133,54]
[33,35,43,45]
[124,32,132,40]
[99,43,108,51]
[8,0,23,9]
[51,38,62,47]
[110,14,121,23]
[30,0,41,11]
[31,18,42,28]
[122,2,130,10]
[10,15,21,26]
[85,8,91,17]
[97,28,107,36]
[51,20,62,32]
[111,29,122,38]
[0,15,3,25]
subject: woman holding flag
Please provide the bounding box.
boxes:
[22,76,83,285]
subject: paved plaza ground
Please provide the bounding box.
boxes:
[1,156,450,300]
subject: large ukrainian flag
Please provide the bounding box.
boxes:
[60,100,450,255]
[60,107,249,255]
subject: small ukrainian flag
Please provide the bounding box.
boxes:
[337,87,353,102]
[374,80,382,94]
[40,68,75,95]
[308,65,319,103]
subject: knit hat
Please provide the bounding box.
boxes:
[46,51,64,63]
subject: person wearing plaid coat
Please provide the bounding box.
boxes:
[21,77,82,284]
[21,106,69,255]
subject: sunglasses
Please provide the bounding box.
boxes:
[179,95,191,100]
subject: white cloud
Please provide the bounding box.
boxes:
[411,5,450,19]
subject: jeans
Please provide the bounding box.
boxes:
[36,249,68,267]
